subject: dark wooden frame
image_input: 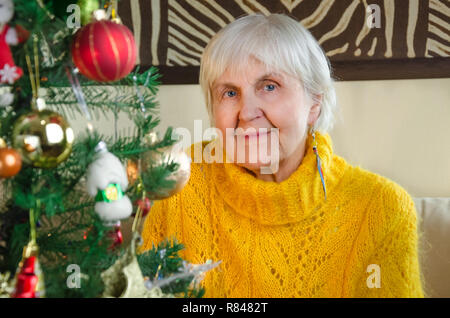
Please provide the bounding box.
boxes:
[141,58,450,84]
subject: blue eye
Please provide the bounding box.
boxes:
[225,90,237,98]
[264,84,276,91]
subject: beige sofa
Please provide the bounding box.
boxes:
[414,197,450,298]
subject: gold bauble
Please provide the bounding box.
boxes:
[142,141,191,200]
[0,138,6,149]
[143,131,159,147]
[12,110,74,168]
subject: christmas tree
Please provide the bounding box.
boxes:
[0,0,216,298]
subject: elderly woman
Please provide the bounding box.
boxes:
[140,14,424,298]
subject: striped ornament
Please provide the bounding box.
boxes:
[71,20,137,82]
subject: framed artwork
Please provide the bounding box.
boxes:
[117,0,450,83]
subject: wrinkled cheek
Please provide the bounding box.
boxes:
[260,129,281,165]
[222,132,236,163]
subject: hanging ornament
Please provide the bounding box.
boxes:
[0,0,28,85]
[107,222,123,249]
[126,159,139,185]
[0,137,6,148]
[143,131,159,147]
[10,36,72,169]
[11,251,45,298]
[0,91,13,107]
[101,232,172,298]
[71,15,137,82]
[0,147,22,178]
[77,0,100,25]
[145,260,221,292]
[80,210,125,252]
[142,141,191,200]
[11,206,45,298]
[0,86,13,107]
[86,141,133,226]
[12,109,74,168]
[0,0,28,107]
[133,197,152,217]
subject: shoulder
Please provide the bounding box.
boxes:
[344,160,417,235]
[355,164,414,212]
[335,155,414,207]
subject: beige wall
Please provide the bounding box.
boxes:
[332,79,450,198]
[68,78,450,198]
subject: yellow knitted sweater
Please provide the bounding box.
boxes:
[140,132,425,298]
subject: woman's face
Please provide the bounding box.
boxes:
[211,57,321,174]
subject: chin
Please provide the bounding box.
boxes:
[237,160,265,171]
[236,149,279,171]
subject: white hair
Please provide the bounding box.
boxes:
[199,13,337,133]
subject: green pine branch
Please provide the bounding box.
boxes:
[0,0,201,298]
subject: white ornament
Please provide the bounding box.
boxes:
[145,260,221,291]
[0,64,19,84]
[86,142,133,226]
[0,92,13,107]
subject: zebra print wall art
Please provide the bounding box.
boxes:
[117,0,449,83]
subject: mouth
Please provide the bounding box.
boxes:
[232,130,272,141]
[244,131,271,139]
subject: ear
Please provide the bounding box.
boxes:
[307,94,322,127]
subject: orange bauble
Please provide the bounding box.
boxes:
[126,159,139,185]
[71,20,137,82]
[0,148,22,178]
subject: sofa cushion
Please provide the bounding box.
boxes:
[413,197,450,298]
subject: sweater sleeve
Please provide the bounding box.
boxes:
[138,145,199,254]
[352,184,425,298]
[139,187,188,255]
[139,197,169,253]
[138,144,205,254]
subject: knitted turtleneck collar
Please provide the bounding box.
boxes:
[211,132,348,225]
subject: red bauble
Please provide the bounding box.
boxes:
[134,197,152,217]
[11,256,40,298]
[71,20,137,82]
[108,224,123,249]
[0,147,22,178]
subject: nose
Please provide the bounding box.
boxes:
[238,91,263,123]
